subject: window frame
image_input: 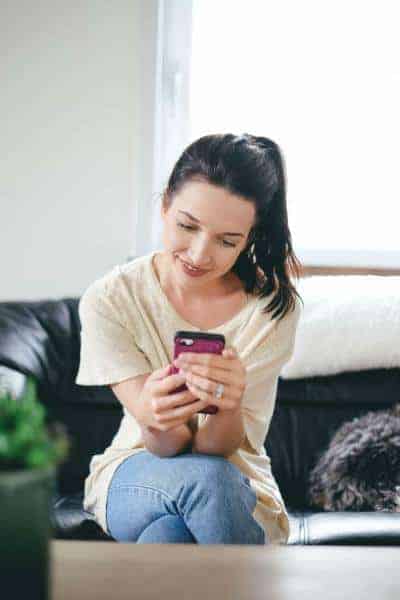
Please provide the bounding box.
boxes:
[134,0,193,258]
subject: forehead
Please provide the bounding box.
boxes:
[173,180,255,225]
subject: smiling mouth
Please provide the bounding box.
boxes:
[180,259,209,274]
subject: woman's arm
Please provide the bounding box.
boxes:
[110,373,193,457]
[192,408,245,458]
[140,423,193,457]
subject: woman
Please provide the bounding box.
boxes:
[75,133,303,545]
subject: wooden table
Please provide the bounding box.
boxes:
[50,540,400,600]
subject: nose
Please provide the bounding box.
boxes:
[188,235,213,268]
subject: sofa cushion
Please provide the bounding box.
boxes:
[282,274,400,379]
[51,491,113,541]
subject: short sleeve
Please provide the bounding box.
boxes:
[75,277,152,386]
[240,298,302,454]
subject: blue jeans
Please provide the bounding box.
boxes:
[106,450,266,545]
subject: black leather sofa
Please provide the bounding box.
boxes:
[1,296,399,545]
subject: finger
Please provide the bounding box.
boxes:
[155,372,188,395]
[175,352,232,371]
[222,347,237,359]
[152,364,174,381]
[185,380,236,411]
[182,364,241,388]
[157,397,209,424]
[182,370,224,396]
[192,378,243,412]
[222,347,246,377]
[157,388,198,411]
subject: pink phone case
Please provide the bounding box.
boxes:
[168,330,226,414]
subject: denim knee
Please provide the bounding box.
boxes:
[179,454,263,545]
[185,454,251,495]
[106,452,263,545]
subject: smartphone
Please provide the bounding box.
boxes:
[168,330,226,414]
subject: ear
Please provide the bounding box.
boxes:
[160,200,167,219]
[161,193,170,218]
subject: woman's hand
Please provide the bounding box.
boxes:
[136,364,210,432]
[173,346,246,414]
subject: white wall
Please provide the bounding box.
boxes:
[1,0,158,301]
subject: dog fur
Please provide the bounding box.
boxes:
[308,403,400,512]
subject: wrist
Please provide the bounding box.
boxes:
[140,423,193,457]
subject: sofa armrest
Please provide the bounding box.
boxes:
[287,510,400,545]
[0,365,29,400]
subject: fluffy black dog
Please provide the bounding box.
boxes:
[308,403,400,512]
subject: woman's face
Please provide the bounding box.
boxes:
[160,179,256,289]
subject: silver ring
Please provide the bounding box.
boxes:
[214,383,224,399]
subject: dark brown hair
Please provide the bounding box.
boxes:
[162,133,303,322]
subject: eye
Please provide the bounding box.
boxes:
[178,222,195,231]
[177,222,237,248]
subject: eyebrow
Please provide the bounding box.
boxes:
[177,210,245,237]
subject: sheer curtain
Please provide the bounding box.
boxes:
[151,0,399,268]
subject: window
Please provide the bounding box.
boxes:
[151,0,399,268]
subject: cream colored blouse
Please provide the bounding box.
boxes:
[75,251,302,544]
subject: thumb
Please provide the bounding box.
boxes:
[223,347,236,358]
[154,364,174,380]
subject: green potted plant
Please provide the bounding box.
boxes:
[0,374,69,599]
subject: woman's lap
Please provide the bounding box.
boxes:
[106,450,266,545]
